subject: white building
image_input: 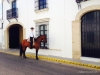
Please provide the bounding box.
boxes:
[1,0,100,62]
[0,18,3,48]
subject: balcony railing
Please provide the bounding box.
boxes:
[76,0,88,9]
[76,0,88,3]
[7,8,18,20]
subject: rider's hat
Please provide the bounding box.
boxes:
[30,27,34,29]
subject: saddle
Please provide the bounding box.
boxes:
[27,38,35,48]
[27,38,36,42]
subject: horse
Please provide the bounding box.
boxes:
[19,35,47,60]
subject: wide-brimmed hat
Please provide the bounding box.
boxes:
[30,27,34,29]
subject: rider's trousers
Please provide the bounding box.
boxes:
[30,37,33,49]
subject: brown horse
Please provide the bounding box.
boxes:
[19,35,47,60]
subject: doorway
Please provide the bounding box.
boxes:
[9,24,23,49]
[81,10,100,58]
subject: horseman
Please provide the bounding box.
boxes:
[28,27,35,49]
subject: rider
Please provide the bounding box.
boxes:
[29,27,34,49]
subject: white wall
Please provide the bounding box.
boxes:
[2,0,100,59]
[64,0,100,58]
[27,0,66,57]
[0,18,3,48]
[0,29,3,48]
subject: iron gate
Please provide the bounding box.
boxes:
[81,10,100,58]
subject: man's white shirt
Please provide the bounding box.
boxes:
[29,30,34,37]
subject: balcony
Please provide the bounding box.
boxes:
[76,0,88,3]
[7,8,18,20]
[76,0,88,9]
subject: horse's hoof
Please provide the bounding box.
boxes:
[23,56,27,59]
[36,58,39,60]
[19,55,22,57]
[24,57,27,59]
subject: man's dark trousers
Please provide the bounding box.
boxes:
[30,37,33,49]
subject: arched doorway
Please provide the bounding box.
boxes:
[81,10,100,58]
[8,24,23,49]
[72,5,100,59]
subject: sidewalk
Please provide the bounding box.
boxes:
[0,49,100,70]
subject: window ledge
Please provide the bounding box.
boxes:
[39,49,61,51]
[34,18,50,23]
[35,8,49,13]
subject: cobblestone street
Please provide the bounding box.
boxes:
[0,52,100,75]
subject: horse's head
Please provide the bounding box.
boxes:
[40,35,47,43]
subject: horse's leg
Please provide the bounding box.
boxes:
[19,43,23,57]
[23,47,27,58]
[36,49,39,60]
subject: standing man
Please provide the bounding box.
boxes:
[29,27,34,49]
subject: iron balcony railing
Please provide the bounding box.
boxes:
[76,0,88,3]
[7,8,18,20]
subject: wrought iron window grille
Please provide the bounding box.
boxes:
[6,0,18,22]
[36,23,49,49]
[35,0,48,11]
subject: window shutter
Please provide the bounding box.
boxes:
[7,9,12,19]
[16,8,18,18]
[34,0,39,11]
[12,8,18,18]
[36,25,39,37]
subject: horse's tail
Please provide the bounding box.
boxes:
[19,43,23,57]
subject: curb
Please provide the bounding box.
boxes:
[26,54,100,70]
[0,50,100,70]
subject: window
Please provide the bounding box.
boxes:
[6,0,18,19]
[35,0,48,10]
[39,0,46,10]
[36,22,49,49]
[12,0,17,18]
[12,0,16,9]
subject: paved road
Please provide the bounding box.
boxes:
[0,52,100,75]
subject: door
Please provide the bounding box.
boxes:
[81,10,100,58]
[9,25,19,49]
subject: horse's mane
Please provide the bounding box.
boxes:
[24,35,45,42]
[36,35,41,39]
[34,35,41,41]
[23,35,45,42]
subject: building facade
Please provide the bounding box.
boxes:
[1,0,100,62]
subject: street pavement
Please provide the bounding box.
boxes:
[0,52,100,75]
